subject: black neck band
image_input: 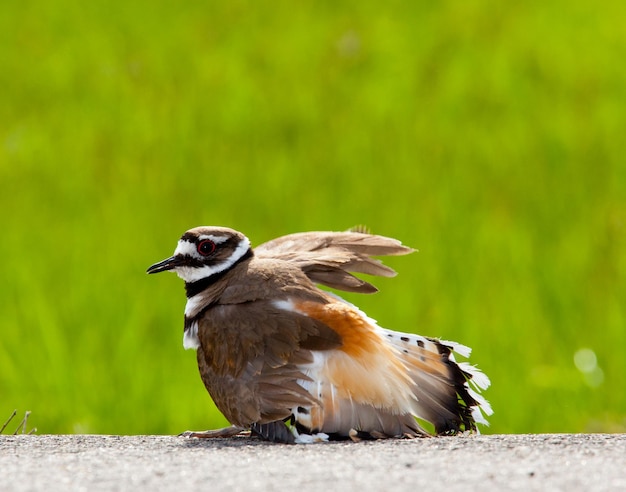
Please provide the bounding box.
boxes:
[184,248,253,298]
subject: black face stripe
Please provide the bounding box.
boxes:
[177,254,206,269]
[184,248,253,298]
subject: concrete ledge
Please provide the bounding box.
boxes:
[1,434,625,491]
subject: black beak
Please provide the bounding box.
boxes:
[147,256,184,274]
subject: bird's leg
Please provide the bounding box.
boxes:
[179,425,249,439]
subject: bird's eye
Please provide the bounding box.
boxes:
[197,239,216,256]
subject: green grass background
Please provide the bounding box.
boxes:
[1,0,625,435]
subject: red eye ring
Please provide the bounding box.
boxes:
[197,239,216,256]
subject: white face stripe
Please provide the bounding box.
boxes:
[173,240,198,257]
[198,234,230,244]
[174,235,251,283]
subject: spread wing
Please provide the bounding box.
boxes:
[254,230,415,293]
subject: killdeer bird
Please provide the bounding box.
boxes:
[147,226,492,443]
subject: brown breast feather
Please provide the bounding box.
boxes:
[194,259,343,427]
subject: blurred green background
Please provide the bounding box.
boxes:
[1,0,625,435]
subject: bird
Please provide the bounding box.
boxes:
[147,226,492,443]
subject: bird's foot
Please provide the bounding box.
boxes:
[179,426,249,439]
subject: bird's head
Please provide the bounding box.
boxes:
[147,226,252,283]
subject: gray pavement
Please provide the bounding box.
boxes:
[1,434,625,491]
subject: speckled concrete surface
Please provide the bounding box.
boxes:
[1,434,625,491]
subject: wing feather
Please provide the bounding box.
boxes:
[254,231,415,293]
